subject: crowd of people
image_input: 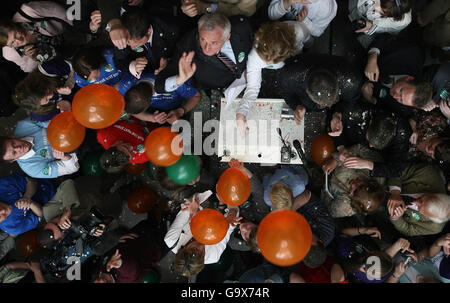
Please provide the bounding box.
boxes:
[0,0,449,284]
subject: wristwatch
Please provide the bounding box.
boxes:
[206,4,213,13]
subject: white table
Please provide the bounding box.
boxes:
[217,98,305,164]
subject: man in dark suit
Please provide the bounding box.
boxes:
[279,54,364,125]
[155,13,253,93]
[112,9,179,78]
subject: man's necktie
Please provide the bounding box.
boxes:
[216,52,237,74]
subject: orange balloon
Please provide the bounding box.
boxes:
[190,209,229,245]
[257,210,312,267]
[72,84,125,129]
[216,168,251,206]
[144,127,183,167]
[47,112,86,152]
[17,230,40,257]
[127,187,157,214]
[310,134,336,167]
[125,162,147,174]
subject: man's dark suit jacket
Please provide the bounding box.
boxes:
[113,16,179,74]
[155,15,253,92]
[279,54,363,113]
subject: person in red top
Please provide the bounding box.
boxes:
[295,236,348,283]
[97,117,157,164]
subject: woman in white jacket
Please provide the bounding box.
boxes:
[348,0,412,47]
[236,21,309,136]
[164,191,241,277]
[268,0,337,38]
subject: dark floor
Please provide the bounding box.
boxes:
[0,0,442,283]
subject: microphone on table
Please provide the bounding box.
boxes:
[293,140,308,167]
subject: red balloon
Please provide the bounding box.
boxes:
[257,210,312,267]
[190,209,229,245]
[47,112,86,152]
[216,168,251,206]
[72,84,125,129]
[144,127,183,167]
[310,134,336,167]
[127,187,157,214]
[17,230,40,257]
[125,162,147,174]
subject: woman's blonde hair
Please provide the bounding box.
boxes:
[173,246,205,278]
[254,22,297,64]
[270,182,293,210]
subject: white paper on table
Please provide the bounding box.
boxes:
[217,98,304,164]
[223,74,246,109]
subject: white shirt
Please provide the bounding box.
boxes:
[237,21,310,116]
[237,48,285,116]
[163,191,239,265]
[268,0,337,37]
[19,137,36,160]
[356,0,412,35]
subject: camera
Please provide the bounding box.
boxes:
[351,19,367,31]
[40,207,106,277]
[72,207,106,237]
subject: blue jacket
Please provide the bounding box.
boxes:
[74,48,123,88]
[14,118,62,179]
[0,174,55,235]
[119,72,198,111]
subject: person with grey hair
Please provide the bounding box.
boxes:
[155,13,253,93]
[388,193,450,236]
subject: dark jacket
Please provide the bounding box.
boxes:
[372,81,417,120]
[368,27,425,79]
[330,102,412,178]
[422,62,450,104]
[369,111,412,178]
[107,235,161,283]
[279,54,364,113]
[113,16,179,74]
[155,15,253,92]
[329,98,376,148]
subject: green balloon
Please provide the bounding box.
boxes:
[141,268,160,283]
[165,154,201,185]
[208,247,233,272]
[81,151,104,176]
